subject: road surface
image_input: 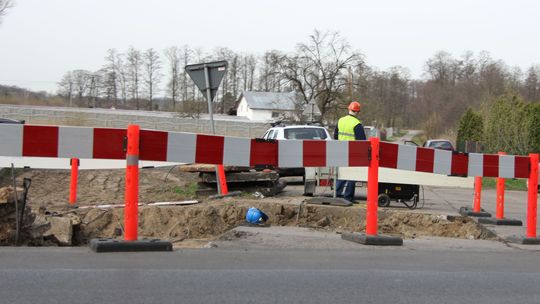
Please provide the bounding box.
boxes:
[1,243,539,304]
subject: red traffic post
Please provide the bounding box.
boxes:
[366,137,380,236]
[473,176,482,213]
[217,164,229,195]
[526,154,539,239]
[124,124,140,241]
[341,137,402,246]
[69,158,79,206]
[518,153,540,244]
[478,152,522,226]
[459,176,491,217]
[89,124,172,252]
[495,152,506,219]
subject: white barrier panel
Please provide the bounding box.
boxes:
[339,166,475,189]
[0,156,183,170]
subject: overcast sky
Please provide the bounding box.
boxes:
[0,0,539,93]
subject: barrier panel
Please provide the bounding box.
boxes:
[0,124,530,178]
[0,123,538,246]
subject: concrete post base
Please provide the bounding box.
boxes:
[478,217,522,226]
[506,236,540,245]
[341,232,403,246]
[459,206,492,217]
[89,238,173,253]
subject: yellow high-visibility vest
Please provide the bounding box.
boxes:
[337,115,362,141]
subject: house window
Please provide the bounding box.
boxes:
[272,112,280,118]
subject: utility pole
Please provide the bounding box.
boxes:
[348,66,354,101]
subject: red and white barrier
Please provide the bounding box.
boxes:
[378,142,529,179]
[0,124,530,178]
[1,123,538,243]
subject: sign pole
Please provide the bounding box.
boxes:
[185,60,228,195]
[204,64,222,195]
[203,64,216,135]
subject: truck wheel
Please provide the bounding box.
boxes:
[378,194,391,207]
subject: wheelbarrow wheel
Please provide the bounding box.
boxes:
[378,193,391,207]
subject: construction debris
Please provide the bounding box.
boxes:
[179,164,250,173]
[0,186,23,204]
[147,200,200,206]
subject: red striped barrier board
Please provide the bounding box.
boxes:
[0,124,530,179]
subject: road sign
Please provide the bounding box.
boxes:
[185,60,228,196]
[185,61,227,102]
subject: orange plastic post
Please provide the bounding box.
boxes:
[217,164,228,195]
[69,158,79,205]
[124,125,140,241]
[366,137,379,236]
[495,152,506,219]
[473,176,482,213]
[527,153,539,238]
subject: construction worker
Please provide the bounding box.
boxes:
[333,101,366,202]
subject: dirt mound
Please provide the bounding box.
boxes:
[61,199,495,246]
[0,167,200,207]
[1,167,496,247]
[0,190,37,246]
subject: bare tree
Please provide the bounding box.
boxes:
[0,0,13,24]
[57,71,74,106]
[258,50,284,91]
[164,46,181,111]
[115,53,128,105]
[72,69,91,101]
[87,71,102,108]
[103,49,119,107]
[143,48,161,110]
[242,54,257,91]
[180,45,193,108]
[279,30,362,120]
[214,47,235,113]
[126,47,142,110]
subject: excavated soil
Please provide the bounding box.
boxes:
[0,167,496,247]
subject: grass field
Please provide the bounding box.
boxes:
[481,177,527,191]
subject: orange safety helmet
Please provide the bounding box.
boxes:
[348,101,361,112]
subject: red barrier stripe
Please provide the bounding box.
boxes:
[22,125,59,157]
[379,142,398,168]
[303,140,326,167]
[195,134,224,164]
[483,154,499,177]
[349,141,370,166]
[93,128,126,159]
[416,147,434,173]
[451,152,468,176]
[250,139,278,167]
[515,156,530,178]
[140,130,168,161]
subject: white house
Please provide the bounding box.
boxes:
[236,91,298,121]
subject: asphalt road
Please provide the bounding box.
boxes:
[1,246,539,304]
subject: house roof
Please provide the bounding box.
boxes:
[241,91,298,111]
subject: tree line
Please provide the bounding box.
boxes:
[458,95,540,155]
[51,30,540,136]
